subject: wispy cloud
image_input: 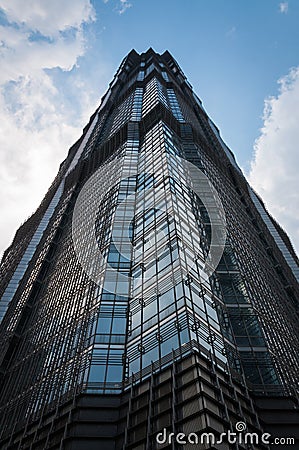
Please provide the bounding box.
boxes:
[117,0,132,15]
[279,2,288,14]
[104,0,132,14]
[249,67,299,253]
[0,0,97,255]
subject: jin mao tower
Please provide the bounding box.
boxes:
[0,49,298,450]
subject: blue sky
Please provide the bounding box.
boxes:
[0,0,298,254]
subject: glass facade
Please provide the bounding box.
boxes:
[0,48,298,449]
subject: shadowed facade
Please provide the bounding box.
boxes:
[0,49,298,450]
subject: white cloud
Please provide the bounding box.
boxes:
[102,0,132,14]
[279,2,288,13]
[249,67,299,254]
[0,0,97,256]
[0,0,95,37]
[117,0,132,15]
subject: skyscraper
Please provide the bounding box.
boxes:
[0,48,298,449]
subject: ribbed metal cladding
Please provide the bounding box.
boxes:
[0,48,298,449]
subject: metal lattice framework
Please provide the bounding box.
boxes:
[0,48,298,449]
